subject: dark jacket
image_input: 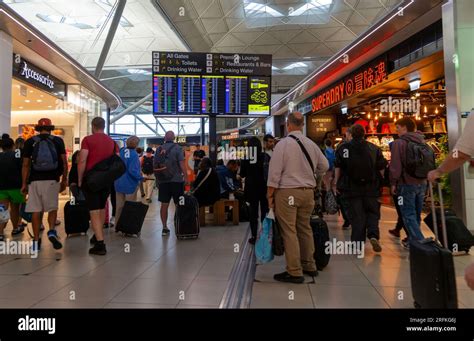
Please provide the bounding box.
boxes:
[0,150,22,190]
[192,167,220,207]
[240,152,266,201]
[335,139,388,198]
[216,165,237,197]
[390,132,427,186]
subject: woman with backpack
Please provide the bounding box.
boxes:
[141,147,155,203]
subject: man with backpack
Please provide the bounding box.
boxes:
[390,117,435,243]
[333,124,387,253]
[141,147,155,203]
[154,131,188,236]
[21,118,68,251]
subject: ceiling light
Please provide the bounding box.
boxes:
[283,62,308,70]
[341,106,348,115]
[48,105,52,108]
[409,78,421,91]
[424,106,428,113]
[435,108,439,114]
[19,106,23,109]
[24,100,30,103]
[37,99,42,103]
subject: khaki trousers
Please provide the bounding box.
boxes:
[275,188,316,277]
[143,176,155,200]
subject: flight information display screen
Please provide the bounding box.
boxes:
[177,75,201,114]
[202,76,225,114]
[226,76,248,115]
[152,52,271,116]
[153,75,176,115]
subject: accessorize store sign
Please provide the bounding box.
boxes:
[310,59,389,113]
[12,55,66,98]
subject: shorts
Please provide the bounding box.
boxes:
[25,181,60,213]
[82,184,110,211]
[0,189,26,204]
[158,182,184,204]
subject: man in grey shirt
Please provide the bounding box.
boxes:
[154,131,188,236]
[267,112,329,283]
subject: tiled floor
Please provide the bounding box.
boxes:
[251,205,474,308]
[1,198,473,309]
[0,198,247,309]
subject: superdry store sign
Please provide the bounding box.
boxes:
[311,59,389,113]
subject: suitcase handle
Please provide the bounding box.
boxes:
[428,181,448,248]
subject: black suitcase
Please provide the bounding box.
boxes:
[115,201,148,237]
[310,216,330,271]
[175,194,199,240]
[424,210,474,253]
[410,182,458,309]
[64,201,90,236]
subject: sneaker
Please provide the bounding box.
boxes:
[47,230,63,250]
[90,234,97,245]
[388,229,401,238]
[18,222,27,228]
[162,228,170,236]
[273,271,305,284]
[55,220,61,226]
[0,234,4,242]
[11,226,25,236]
[303,269,319,277]
[401,238,409,250]
[248,237,256,245]
[370,238,382,253]
[89,241,106,255]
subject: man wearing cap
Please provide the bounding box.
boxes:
[21,118,68,251]
[141,147,155,203]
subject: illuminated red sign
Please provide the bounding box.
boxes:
[311,61,388,113]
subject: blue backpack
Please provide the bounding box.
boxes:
[325,147,336,171]
[32,135,58,171]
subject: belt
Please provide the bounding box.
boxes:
[280,187,314,190]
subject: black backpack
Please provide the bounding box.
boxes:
[142,156,154,175]
[345,141,376,185]
[401,136,436,179]
[154,144,177,182]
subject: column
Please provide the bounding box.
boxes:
[442,0,474,229]
[0,31,13,135]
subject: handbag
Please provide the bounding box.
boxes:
[269,209,284,256]
[84,144,126,192]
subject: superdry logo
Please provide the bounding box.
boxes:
[18,315,56,335]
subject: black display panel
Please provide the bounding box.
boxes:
[177,75,201,114]
[201,76,225,114]
[152,51,271,116]
[226,76,248,115]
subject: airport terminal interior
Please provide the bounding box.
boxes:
[0,0,473,311]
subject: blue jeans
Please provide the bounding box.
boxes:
[397,184,427,241]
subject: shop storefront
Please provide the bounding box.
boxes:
[0,3,120,155]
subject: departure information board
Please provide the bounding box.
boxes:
[177,75,201,114]
[202,76,225,114]
[152,51,271,116]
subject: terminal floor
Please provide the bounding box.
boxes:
[0,199,247,308]
[252,206,474,308]
[0,200,472,309]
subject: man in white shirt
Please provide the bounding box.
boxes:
[267,112,329,283]
[428,113,474,290]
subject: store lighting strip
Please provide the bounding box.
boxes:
[0,6,122,109]
[272,0,415,110]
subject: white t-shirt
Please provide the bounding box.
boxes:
[455,113,474,157]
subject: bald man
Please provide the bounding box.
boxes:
[267,112,329,283]
[154,131,188,236]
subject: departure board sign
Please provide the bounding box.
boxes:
[152,52,271,116]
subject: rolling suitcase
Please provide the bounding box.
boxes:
[174,194,199,240]
[409,182,457,309]
[310,216,330,271]
[64,201,90,236]
[424,209,474,253]
[115,201,148,237]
